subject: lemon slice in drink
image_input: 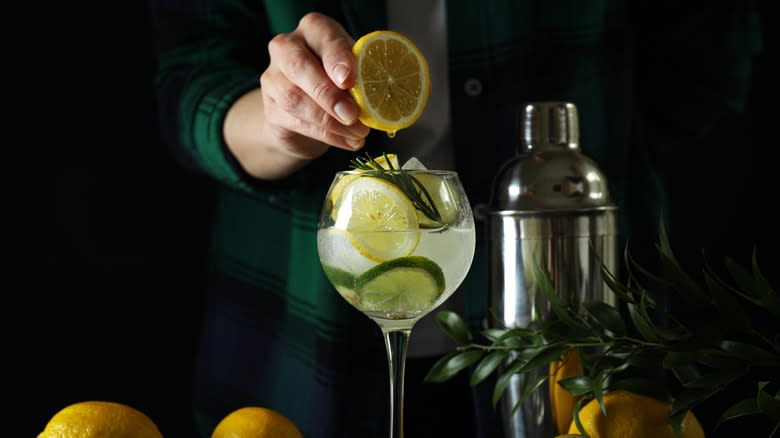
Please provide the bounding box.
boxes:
[375,153,400,169]
[355,256,445,313]
[334,176,419,262]
[329,154,400,208]
[350,30,431,136]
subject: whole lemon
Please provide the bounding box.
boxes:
[37,400,163,438]
[569,390,705,438]
[211,406,303,438]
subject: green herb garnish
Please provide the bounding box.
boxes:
[350,153,444,227]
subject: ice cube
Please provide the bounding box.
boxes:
[316,227,376,275]
[401,156,427,170]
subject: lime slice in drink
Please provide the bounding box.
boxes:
[321,264,356,290]
[321,264,360,306]
[335,176,419,262]
[355,256,445,313]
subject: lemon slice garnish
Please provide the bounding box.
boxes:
[350,31,431,137]
[375,153,400,169]
[329,153,400,208]
[334,176,419,262]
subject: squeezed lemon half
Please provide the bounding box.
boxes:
[349,30,431,137]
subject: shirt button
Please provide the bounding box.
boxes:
[464,78,482,96]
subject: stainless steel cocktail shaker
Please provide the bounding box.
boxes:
[487,102,618,438]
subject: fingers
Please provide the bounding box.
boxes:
[296,12,356,89]
[263,12,369,152]
[261,80,368,152]
[268,19,358,125]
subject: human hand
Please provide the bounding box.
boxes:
[260,12,369,156]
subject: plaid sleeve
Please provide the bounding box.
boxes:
[150,0,277,193]
[632,1,762,137]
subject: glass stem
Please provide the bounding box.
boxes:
[383,328,411,438]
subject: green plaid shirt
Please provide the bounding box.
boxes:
[150,1,760,436]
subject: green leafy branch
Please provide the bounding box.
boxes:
[349,153,443,225]
[423,221,780,437]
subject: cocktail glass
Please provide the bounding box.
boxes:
[317,167,476,437]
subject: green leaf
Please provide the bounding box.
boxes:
[671,387,722,417]
[559,376,595,396]
[509,373,550,417]
[470,350,508,387]
[491,345,569,407]
[532,262,585,329]
[542,320,599,346]
[715,397,761,430]
[423,349,484,383]
[583,300,626,336]
[623,247,661,307]
[655,221,709,307]
[671,364,701,386]
[696,352,745,370]
[515,345,570,376]
[752,252,780,320]
[590,354,630,376]
[706,257,765,308]
[628,301,657,342]
[690,323,728,347]
[481,328,509,342]
[626,349,666,369]
[592,378,607,415]
[670,409,686,438]
[664,351,703,369]
[435,311,472,345]
[724,256,764,303]
[492,359,526,407]
[720,340,779,365]
[653,324,689,342]
[759,382,780,420]
[571,397,592,438]
[493,328,536,349]
[702,269,750,332]
[600,259,635,304]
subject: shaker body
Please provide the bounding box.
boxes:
[487,208,617,438]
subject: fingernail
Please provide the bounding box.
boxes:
[333,64,349,86]
[348,123,370,138]
[346,137,364,149]
[334,100,358,124]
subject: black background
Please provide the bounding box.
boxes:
[8,1,778,437]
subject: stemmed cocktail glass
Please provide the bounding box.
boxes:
[317,157,476,437]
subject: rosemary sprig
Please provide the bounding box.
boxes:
[349,153,444,227]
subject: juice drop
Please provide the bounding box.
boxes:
[387,130,396,139]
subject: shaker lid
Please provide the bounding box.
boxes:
[488,102,615,213]
[520,101,579,153]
